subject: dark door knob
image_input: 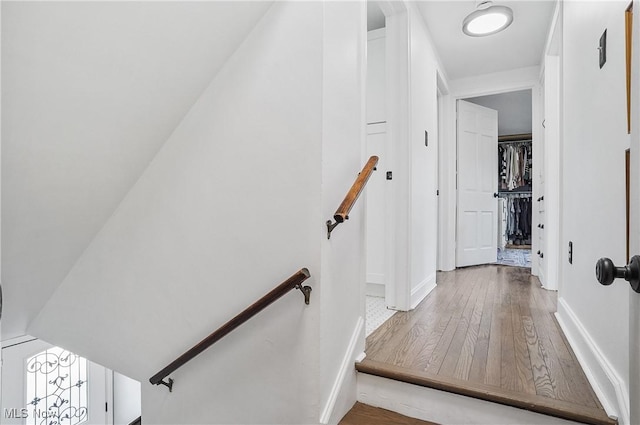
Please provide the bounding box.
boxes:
[494,193,499,198]
[595,256,640,293]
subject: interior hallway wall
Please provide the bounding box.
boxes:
[408,3,440,308]
[558,1,630,422]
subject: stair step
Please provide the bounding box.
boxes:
[339,402,439,425]
[356,359,617,425]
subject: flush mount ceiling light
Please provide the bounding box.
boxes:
[462,1,513,37]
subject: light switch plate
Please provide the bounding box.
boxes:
[599,29,607,69]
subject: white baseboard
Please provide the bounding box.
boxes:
[556,298,628,425]
[366,282,385,297]
[319,316,365,424]
[410,274,436,310]
[358,373,582,424]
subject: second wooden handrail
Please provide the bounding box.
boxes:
[149,268,312,391]
[327,156,379,238]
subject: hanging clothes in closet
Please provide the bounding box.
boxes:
[498,137,533,247]
[499,142,533,191]
[501,194,532,246]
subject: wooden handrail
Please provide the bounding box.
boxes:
[326,156,379,239]
[149,268,312,391]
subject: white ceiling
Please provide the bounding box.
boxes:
[1,1,273,341]
[466,90,532,135]
[368,1,386,31]
[417,1,557,80]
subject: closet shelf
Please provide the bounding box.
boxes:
[498,140,531,144]
[498,133,532,142]
[498,190,532,196]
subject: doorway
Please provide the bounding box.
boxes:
[1,337,142,425]
[457,89,534,270]
[364,0,395,337]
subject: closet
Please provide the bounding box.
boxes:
[497,133,533,250]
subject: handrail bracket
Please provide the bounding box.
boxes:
[159,378,174,392]
[296,283,312,304]
[326,219,342,239]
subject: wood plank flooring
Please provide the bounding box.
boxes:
[339,402,438,425]
[359,265,616,425]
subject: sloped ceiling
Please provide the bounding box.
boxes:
[418,1,556,80]
[2,1,273,340]
[466,90,532,135]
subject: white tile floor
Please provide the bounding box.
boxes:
[365,296,396,337]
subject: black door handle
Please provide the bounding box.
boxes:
[595,256,640,293]
[494,193,499,198]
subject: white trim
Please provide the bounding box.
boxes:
[319,316,365,424]
[367,122,387,134]
[366,281,385,297]
[556,298,628,424]
[380,0,410,311]
[449,66,540,98]
[366,273,385,285]
[410,274,436,310]
[367,27,386,42]
[358,373,584,425]
[1,334,36,348]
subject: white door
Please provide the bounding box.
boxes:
[365,122,387,297]
[1,338,110,425]
[629,3,640,421]
[456,99,498,267]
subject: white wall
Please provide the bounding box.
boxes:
[319,2,367,423]
[113,372,141,425]
[26,2,365,424]
[0,1,272,342]
[408,3,439,308]
[557,1,630,422]
[379,2,442,310]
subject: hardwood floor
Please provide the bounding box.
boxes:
[339,402,438,425]
[359,265,616,425]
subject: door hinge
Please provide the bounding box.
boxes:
[105,402,108,412]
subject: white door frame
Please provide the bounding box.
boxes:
[540,1,563,292]
[437,74,455,272]
[439,78,540,272]
[375,0,410,310]
[628,1,640,422]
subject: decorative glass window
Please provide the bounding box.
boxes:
[25,347,88,425]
